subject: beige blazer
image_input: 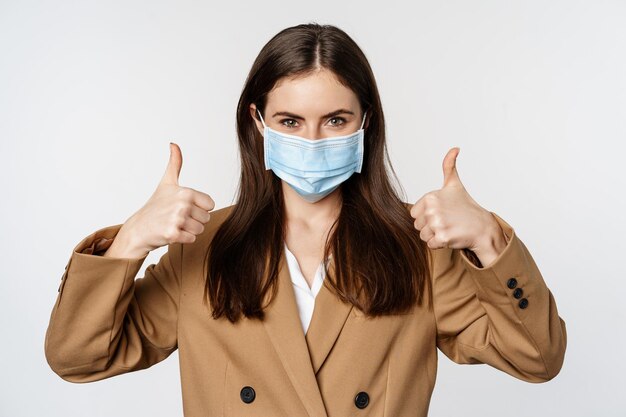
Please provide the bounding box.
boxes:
[45,203,567,417]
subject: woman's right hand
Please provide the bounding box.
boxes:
[104,142,216,259]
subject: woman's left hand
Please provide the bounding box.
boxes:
[409,147,508,267]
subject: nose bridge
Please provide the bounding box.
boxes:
[309,125,324,140]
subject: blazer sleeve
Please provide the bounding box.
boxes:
[44,223,182,383]
[430,211,567,383]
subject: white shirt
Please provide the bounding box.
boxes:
[283,242,329,335]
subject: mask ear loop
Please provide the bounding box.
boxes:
[360,111,367,130]
[256,108,267,129]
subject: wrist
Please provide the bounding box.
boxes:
[471,212,508,267]
[103,223,150,259]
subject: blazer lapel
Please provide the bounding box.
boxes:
[304,257,354,374]
[262,250,329,417]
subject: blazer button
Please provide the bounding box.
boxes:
[240,386,256,404]
[512,288,523,299]
[506,278,518,289]
[518,298,529,309]
[354,391,369,409]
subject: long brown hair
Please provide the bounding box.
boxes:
[203,22,432,323]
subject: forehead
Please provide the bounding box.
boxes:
[266,69,360,115]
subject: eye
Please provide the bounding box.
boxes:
[279,118,299,129]
[329,117,347,127]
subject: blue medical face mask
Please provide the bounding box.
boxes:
[257,108,367,203]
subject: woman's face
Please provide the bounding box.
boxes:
[250,68,367,140]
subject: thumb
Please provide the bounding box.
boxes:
[442,147,463,188]
[160,142,182,186]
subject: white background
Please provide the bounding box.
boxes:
[1,0,624,415]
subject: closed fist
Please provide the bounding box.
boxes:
[123,142,216,253]
[410,147,496,252]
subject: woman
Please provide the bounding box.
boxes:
[44,23,567,416]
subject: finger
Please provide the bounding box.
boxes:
[410,198,425,226]
[190,190,216,212]
[427,226,452,249]
[410,195,431,231]
[413,214,427,232]
[180,216,206,237]
[189,204,212,225]
[418,224,435,243]
[442,147,463,188]
[174,229,197,244]
[161,142,183,186]
[426,232,447,249]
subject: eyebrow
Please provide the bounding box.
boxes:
[271,109,355,120]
